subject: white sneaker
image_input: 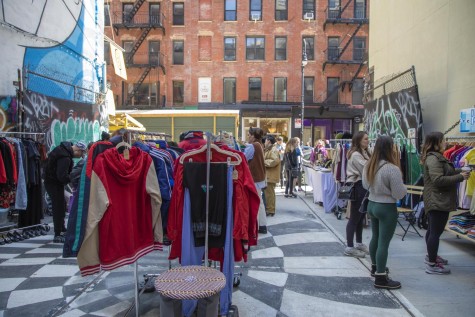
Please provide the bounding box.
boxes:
[355,243,370,255]
[344,247,366,258]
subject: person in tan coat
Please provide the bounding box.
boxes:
[263,135,281,216]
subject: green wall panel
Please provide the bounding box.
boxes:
[133,117,172,136]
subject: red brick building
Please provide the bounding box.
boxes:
[105,0,368,142]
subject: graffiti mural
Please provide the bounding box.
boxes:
[23,91,103,149]
[0,96,17,131]
[364,87,424,184]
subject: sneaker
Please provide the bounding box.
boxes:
[355,243,369,255]
[425,262,451,275]
[344,247,366,258]
[258,226,268,234]
[424,255,448,265]
[53,235,65,243]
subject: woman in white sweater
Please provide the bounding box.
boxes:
[362,136,407,290]
[344,131,371,258]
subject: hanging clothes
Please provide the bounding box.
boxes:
[76,147,163,276]
[168,145,260,263]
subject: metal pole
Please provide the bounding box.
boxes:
[301,40,308,146]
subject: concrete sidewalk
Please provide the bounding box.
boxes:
[299,186,475,317]
[1,187,472,316]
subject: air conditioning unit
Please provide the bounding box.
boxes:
[304,12,314,20]
[251,14,261,21]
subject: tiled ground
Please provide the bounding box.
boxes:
[0,195,411,317]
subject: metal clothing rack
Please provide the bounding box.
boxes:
[0,131,46,229]
[117,130,171,317]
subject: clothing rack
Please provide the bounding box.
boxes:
[0,131,45,141]
[117,130,170,317]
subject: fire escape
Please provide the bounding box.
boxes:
[321,0,369,108]
[112,0,166,106]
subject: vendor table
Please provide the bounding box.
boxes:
[303,166,337,213]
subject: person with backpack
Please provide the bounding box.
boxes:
[362,136,407,289]
[44,141,87,243]
[421,132,470,274]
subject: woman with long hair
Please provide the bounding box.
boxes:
[283,138,298,198]
[344,131,371,258]
[421,132,469,274]
[244,127,268,234]
[362,136,407,289]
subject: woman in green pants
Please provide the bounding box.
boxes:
[362,136,407,289]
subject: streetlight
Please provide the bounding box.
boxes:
[301,40,308,146]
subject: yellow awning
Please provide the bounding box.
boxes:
[108,113,146,132]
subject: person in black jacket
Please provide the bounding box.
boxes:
[284,138,299,198]
[44,141,87,243]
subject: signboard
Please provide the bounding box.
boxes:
[105,90,116,116]
[198,77,211,102]
[295,118,302,129]
[110,43,127,80]
[460,108,475,133]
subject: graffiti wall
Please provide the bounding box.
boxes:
[0,96,17,131]
[0,1,104,103]
[364,87,424,184]
[23,91,103,149]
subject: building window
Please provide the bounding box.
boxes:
[303,0,315,19]
[249,78,261,101]
[123,40,134,64]
[250,0,262,21]
[104,42,110,65]
[327,77,339,104]
[353,37,365,61]
[328,0,341,19]
[149,41,160,66]
[173,40,184,65]
[128,83,159,107]
[225,0,237,21]
[123,3,133,23]
[275,37,287,61]
[173,81,184,104]
[224,37,236,61]
[150,3,160,25]
[173,3,184,25]
[104,4,110,26]
[246,36,265,60]
[304,77,314,103]
[327,37,340,60]
[352,78,364,105]
[354,0,366,19]
[275,0,288,20]
[224,78,236,104]
[274,78,287,102]
[303,37,314,60]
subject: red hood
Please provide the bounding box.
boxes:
[99,147,148,185]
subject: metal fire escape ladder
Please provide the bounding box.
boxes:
[126,27,152,65]
[340,0,352,15]
[337,22,363,60]
[126,67,151,106]
[128,0,146,21]
[348,61,367,91]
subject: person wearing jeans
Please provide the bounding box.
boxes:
[421,131,470,274]
[344,131,371,258]
[362,136,407,289]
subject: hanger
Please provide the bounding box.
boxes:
[116,141,131,160]
[179,143,242,165]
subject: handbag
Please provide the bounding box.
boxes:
[338,182,355,200]
[291,167,299,178]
